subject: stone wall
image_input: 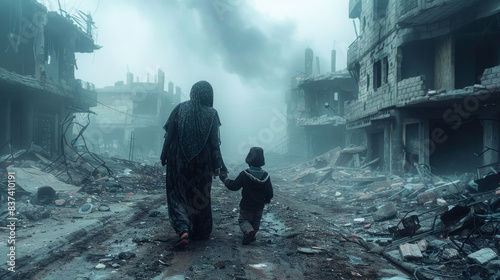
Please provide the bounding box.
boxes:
[481,65,500,88]
[396,75,427,106]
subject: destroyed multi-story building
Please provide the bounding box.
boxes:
[345,0,500,175]
[87,71,180,160]
[287,48,358,157]
[0,0,99,156]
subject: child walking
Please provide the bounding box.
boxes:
[219,147,273,245]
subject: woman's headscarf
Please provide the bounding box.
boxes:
[178,81,220,161]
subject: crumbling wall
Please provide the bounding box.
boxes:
[481,65,500,88]
[396,75,426,106]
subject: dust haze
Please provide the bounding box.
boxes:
[41,0,355,162]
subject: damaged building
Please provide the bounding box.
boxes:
[87,72,181,161]
[0,0,100,157]
[287,47,358,158]
[345,0,500,175]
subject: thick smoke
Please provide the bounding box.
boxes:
[126,0,303,89]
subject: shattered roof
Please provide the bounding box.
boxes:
[398,84,498,108]
[0,66,97,107]
[46,11,101,53]
[297,69,352,87]
[297,114,346,126]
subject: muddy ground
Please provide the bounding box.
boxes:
[3,160,413,280]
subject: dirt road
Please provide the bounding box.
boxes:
[12,164,410,280]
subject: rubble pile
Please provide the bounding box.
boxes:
[1,148,164,224]
[273,146,500,280]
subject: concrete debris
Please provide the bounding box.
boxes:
[16,202,51,221]
[416,239,428,252]
[467,248,498,265]
[6,166,81,196]
[399,243,423,260]
[428,239,447,250]
[441,248,460,260]
[55,199,66,206]
[436,198,447,206]
[373,202,398,221]
[417,191,436,205]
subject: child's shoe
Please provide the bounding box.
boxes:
[242,230,256,245]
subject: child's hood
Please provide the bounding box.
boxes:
[244,167,269,184]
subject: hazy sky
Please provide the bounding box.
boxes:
[41,0,356,160]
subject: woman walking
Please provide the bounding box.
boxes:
[160,80,226,248]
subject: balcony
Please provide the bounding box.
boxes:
[398,0,479,27]
[349,0,361,19]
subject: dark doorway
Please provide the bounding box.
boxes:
[369,131,384,170]
[429,119,483,175]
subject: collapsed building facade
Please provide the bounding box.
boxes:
[287,48,358,158]
[87,72,181,161]
[344,0,500,175]
[0,0,99,156]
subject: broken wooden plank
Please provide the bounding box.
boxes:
[361,157,379,168]
[317,168,334,184]
[291,167,315,181]
[34,152,52,165]
[341,146,366,154]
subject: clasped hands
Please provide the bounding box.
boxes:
[212,168,228,180]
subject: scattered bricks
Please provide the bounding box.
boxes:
[417,191,436,204]
[399,243,423,260]
[442,248,460,260]
[468,248,498,264]
[373,202,398,221]
[417,239,428,252]
[491,66,500,74]
[366,181,393,192]
[410,184,426,191]
[432,180,463,196]
[423,200,433,207]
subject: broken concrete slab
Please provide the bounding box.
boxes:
[373,202,398,221]
[467,248,498,264]
[417,191,436,204]
[7,166,81,195]
[399,243,423,260]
